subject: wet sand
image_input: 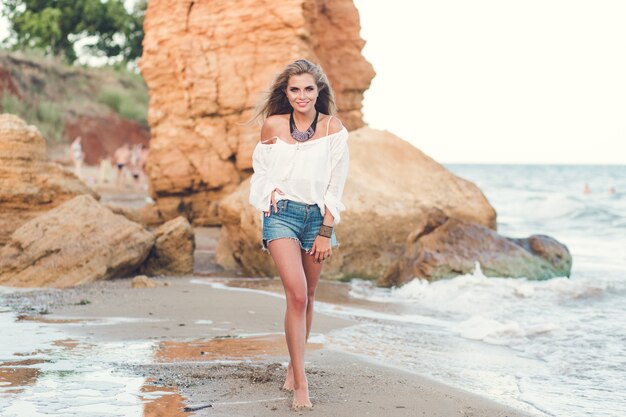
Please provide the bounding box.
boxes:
[1,278,535,416]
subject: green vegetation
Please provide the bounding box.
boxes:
[97,87,146,125]
[1,91,65,143]
[95,65,149,125]
[1,0,146,64]
[0,0,150,143]
[94,62,150,126]
[0,91,25,114]
[0,50,149,144]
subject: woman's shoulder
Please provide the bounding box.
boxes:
[328,115,345,136]
[260,115,288,144]
[319,114,345,137]
[263,114,290,129]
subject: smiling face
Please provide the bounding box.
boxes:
[285,73,319,114]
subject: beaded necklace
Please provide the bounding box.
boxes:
[289,109,319,142]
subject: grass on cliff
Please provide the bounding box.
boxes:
[1,91,64,143]
[97,85,148,125]
[0,50,149,144]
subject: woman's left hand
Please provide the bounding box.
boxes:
[309,236,332,263]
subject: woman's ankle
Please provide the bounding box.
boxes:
[293,377,308,389]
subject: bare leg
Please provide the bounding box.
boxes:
[283,249,323,392]
[116,167,124,188]
[74,160,83,178]
[267,239,312,409]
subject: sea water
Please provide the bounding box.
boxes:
[321,164,626,417]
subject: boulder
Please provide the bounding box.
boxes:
[380,209,572,286]
[106,203,164,228]
[140,216,195,276]
[131,275,158,288]
[139,0,375,225]
[216,127,497,280]
[0,195,154,288]
[0,114,99,245]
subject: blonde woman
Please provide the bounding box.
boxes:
[249,59,350,409]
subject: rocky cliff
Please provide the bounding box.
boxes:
[0,114,99,245]
[139,0,375,225]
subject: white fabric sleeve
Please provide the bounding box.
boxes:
[323,130,350,225]
[249,144,275,212]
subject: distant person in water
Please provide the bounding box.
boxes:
[608,187,616,195]
[583,183,591,194]
[70,136,84,178]
[114,144,132,188]
[248,59,349,410]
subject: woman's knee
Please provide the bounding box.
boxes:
[287,290,308,312]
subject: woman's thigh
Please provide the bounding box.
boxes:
[300,249,322,294]
[268,238,307,298]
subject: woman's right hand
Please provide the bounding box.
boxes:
[264,188,285,217]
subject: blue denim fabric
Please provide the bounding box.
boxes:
[262,199,339,252]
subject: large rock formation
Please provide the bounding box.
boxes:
[0,195,154,288]
[0,114,99,245]
[140,216,195,276]
[216,127,497,279]
[380,209,572,286]
[139,0,375,225]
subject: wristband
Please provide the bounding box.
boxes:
[318,224,333,238]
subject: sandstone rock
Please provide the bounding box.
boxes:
[216,185,263,274]
[106,203,164,228]
[131,275,158,288]
[380,209,572,286]
[140,216,195,276]
[0,114,99,245]
[139,0,375,225]
[216,127,497,280]
[0,195,154,288]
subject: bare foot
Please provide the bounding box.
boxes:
[292,382,312,410]
[282,362,295,391]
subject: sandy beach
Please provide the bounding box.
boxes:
[0,276,534,417]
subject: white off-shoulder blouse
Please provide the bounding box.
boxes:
[248,125,350,224]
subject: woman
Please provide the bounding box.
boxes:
[249,59,350,410]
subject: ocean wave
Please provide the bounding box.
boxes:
[492,192,580,221]
[349,264,608,309]
[452,316,558,345]
[565,206,623,223]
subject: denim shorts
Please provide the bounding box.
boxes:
[262,199,339,252]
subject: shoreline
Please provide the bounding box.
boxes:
[0,277,537,416]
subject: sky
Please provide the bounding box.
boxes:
[354,0,626,164]
[1,1,625,164]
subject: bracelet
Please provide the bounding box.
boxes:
[318,224,333,238]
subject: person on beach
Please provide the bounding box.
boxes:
[248,59,349,410]
[70,136,84,178]
[98,156,113,185]
[129,144,143,190]
[113,144,132,188]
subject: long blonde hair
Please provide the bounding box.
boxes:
[253,59,337,123]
